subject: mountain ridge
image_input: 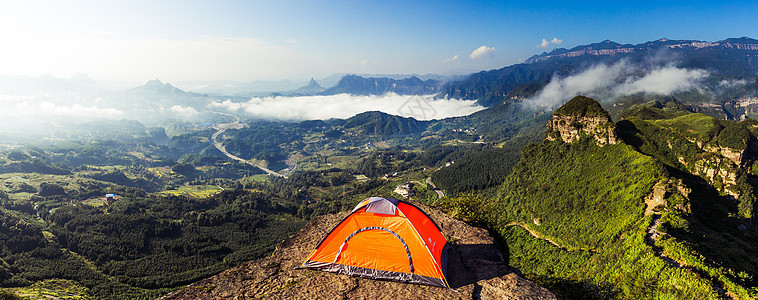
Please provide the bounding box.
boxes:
[439,37,758,107]
[321,74,444,96]
[526,37,758,64]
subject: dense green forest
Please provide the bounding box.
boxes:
[0,111,500,298]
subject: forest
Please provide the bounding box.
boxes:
[0,111,488,299]
[4,91,758,299]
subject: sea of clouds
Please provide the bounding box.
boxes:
[523,60,709,109]
[208,93,483,121]
[0,90,484,135]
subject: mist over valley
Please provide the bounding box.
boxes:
[2,1,758,299]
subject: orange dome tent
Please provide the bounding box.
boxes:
[300,197,450,288]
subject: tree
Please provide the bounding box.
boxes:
[38,183,65,197]
[6,150,28,161]
[172,163,196,175]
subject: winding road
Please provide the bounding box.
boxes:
[425,176,445,199]
[211,113,285,177]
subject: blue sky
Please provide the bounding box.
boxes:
[1,0,756,83]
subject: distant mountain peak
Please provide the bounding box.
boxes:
[145,79,164,87]
[305,78,322,88]
[66,73,99,88]
[137,79,186,94]
[288,77,326,95]
[659,37,670,42]
[144,79,178,89]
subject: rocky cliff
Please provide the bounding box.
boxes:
[546,95,617,145]
[160,201,556,300]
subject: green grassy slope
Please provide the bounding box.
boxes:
[438,98,758,299]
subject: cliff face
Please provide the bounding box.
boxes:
[160,201,556,300]
[547,115,618,145]
[546,96,617,146]
[677,143,755,199]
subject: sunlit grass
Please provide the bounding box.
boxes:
[157,185,222,199]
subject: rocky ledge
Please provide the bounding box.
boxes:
[160,201,556,299]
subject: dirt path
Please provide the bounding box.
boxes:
[644,214,731,299]
[505,222,566,250]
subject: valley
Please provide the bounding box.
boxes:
[1,36,758,299]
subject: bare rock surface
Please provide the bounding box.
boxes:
[547,115,617,145]
[160,201,556,299]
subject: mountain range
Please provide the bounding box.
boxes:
[6,37,758,299]
[320,74,444,96]
[439,37,758,107]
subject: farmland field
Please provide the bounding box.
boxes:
[157,185,223,198]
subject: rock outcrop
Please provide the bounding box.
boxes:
[546,95,617,145]
[676,141,756,199]
[644,179,692,216]
[704,144,748,167]
[160,201,556,300]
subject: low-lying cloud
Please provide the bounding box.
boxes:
[170,105,199,117]
[524,60,709,109]
[0,95,124,118]
[615,67,707,95]
[719,79,749,88]
[208,93,483,121]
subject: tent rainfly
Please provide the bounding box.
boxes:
[301,197,450,288]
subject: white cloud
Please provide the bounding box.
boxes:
[614,67,707,95]
[443,55,459,63]
[360,59,377,66]
[469,46,495,59]
[719,79,749,88]
[170,105,198,117]
[538,37,563,48]
[0,96,124,119]
[525,62,626,108]
[208,93,483,121]
[524,60,709,109]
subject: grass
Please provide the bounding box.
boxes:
[501,219,719,299]
[81,197,108,207]
[434,135,749,298]
[157,185,223,199]
[147,167,174,179]
[652,113,721,144]
[10,279,91,299]
[249,174,271,182]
